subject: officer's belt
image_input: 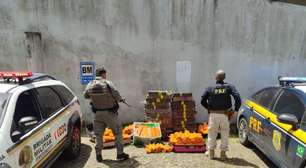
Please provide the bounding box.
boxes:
[209,109,228,114]
[92,107,114,112]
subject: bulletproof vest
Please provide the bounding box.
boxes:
[89,80,116,110]
[208,83,232,110]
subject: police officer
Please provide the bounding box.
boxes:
[201,70,241,160]
[84,67,129,162]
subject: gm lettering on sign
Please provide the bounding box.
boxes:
[81,65,94,76]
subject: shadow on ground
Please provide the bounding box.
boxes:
[101,156,140,168]
[251,146,277,168]
[215,157,260,168]
[51,143,92,168]
[212,140,277,168]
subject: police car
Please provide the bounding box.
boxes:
[238,77,306,168]
[0,72,82,168]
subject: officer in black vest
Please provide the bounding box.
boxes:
[201,70,241,160]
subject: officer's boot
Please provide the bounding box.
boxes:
[209,150,215,160]
[96,154,103,162]
[117,152,129,161]
[89,134,96,143]
[220,150,228,161]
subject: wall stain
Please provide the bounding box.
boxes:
[213,0,218,15]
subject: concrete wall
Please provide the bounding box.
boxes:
[0,0,306,123]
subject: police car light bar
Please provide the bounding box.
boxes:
[0,71,33,78]
[278,76,306,86]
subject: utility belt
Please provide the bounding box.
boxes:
[209,109,235,120]
[209,109,231,114]
[90,103,119,114]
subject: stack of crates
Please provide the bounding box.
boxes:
[171,93,197,132]
[144,90,172,136]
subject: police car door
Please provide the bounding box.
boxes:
[248,88,281,150]
[33,86,68,166]
[7,90,44,168]
[268,89,306,168]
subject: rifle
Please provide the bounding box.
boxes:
[121,99,136,108]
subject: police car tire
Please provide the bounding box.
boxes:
[63,125,81,160]
[238,117,251,146]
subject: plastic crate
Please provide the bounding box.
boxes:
[146,112,173,129]
[147,90,170,99]
[173,124,197,132]
[133,122,162,145]
[171,101,196,108]
[172,93,193,102]
[145,109,172,114]
[145,103,170,109]
[173,144,206,153]
[172,113,195,121]
[146,97,171,104]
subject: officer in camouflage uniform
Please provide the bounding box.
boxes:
[84,67,129,162]
[201,70,241,160]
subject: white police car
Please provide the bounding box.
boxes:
[0,72,82,168]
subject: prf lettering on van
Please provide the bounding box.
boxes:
[249,116,262,133]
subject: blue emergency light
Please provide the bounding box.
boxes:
[278,76,306,86]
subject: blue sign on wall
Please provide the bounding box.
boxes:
[80,61,96,85]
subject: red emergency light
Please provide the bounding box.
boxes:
[0,71,33,78]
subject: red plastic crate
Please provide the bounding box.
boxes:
[173,144,206,153]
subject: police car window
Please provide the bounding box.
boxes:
[274,91,304,122]
[52,85,74,105]
[252,88,280,110]
[13,91,42,131]
[0,93,9,115]
[0,93,10,127]
[35,87,63,118]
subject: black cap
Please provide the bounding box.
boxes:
[96,67,107,76]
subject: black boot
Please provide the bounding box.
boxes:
[117,153,129,161]
[96,154,103,162]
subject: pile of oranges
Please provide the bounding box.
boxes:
[145,143,173,154]
[169,130,204,145]
[197,122,209,135]
[103,128,115,143]
[122,124,133,139]
[103,125,133,143]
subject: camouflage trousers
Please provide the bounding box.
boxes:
[94,111,124,155]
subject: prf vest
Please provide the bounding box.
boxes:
[208,83,232,110]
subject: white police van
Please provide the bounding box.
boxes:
[0,72,82,168]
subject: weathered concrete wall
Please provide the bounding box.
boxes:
[0,0,306,123]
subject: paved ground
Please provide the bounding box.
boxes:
[52,136,276,168]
